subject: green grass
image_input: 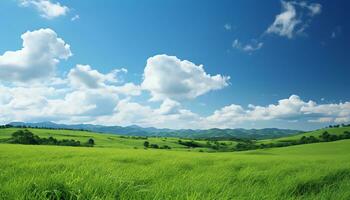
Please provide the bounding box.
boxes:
[0,127,350,199]
[259,126,350,144]
[0,128,238,151]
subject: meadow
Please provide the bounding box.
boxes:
[260,126,350,144]
[0,128,238,151]
[0,127,350,199]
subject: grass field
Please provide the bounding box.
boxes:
[1,128,350,199]
[0,128,238,151]
[260,126,350,144]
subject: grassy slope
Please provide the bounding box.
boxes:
[259,126,350,144]
[1,126,349,150]
[1,127,350,199]
[0,139,350,199]
[0,128,238,151]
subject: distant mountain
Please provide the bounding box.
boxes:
[8,122,302,139]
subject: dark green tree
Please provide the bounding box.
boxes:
[87,138,95,146]
[143,141,149,148]
[11,130,39,144]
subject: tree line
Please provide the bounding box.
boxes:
[0,124,90,132]
[143,141,171,149]
[327,124,350,128]
[234,131,350,151]
[5,130,95,147]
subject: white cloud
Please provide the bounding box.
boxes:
[19,0,69,19]
[71,14,80,21]
[203,95,350,128]
[68,64,120,89]
[91,95,350,129]
[299,2,322,16]
[224,23,232,31]
[248,95,315,121]
[1,76,350,129]
[308,117,333,123]
[0,84,120,124]
[266,1,321,38]
[46,90,119,117]
[68,64,141,96]
[266,1,300,38]
[112,83,142,96]
[0,85,62,122]
[0,28,72,82]
[156,99,181,115]
[93,98,200,128]
[106,99,155,125]
[232,39,263,53]
[141,54,230,101]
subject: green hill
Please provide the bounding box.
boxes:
[0,138,349,199]
[0,127,240,152]
[260,126,350,144]
[0,126,350,199]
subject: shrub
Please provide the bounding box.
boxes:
[160,145,171,149]
[178,140,201,148]
[84,138,95,147]
[9,130,86,147]
[10,130,40,145]
[58,139,80,146]
[150,144,159,149]
[320,131,331,141]
[143,141,149,148]
[234,142,258,151]
[299,136,319,144]
[40,136,58,145]
[0,124,13,129]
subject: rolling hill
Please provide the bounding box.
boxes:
[260,126,350,144]
[0,133,349,199]
[1,126,350,199]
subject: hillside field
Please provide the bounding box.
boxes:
[0,127,350,199]
[0,128,239,152]
[260,126,350,144]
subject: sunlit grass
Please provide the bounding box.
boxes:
[0,139,350,199]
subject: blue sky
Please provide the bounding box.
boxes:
[0,0,349,130]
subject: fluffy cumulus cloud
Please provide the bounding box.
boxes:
[1,81,350,128]
[0,28,71,82]
[0,85,62,122]
[0,28,140,125]
[46,90,119,117]
[19,0,69,19]
[0,85,119,124]
[232,39,263,53]
[68,64,120,89]
[156,99,181,115]
[266,1,321,38]
[112,83,141,96]
[141,54,230,101]
[203,95,350,128]
[92,98,200,129]
[76,95,350,129]
[68,65,141,96]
